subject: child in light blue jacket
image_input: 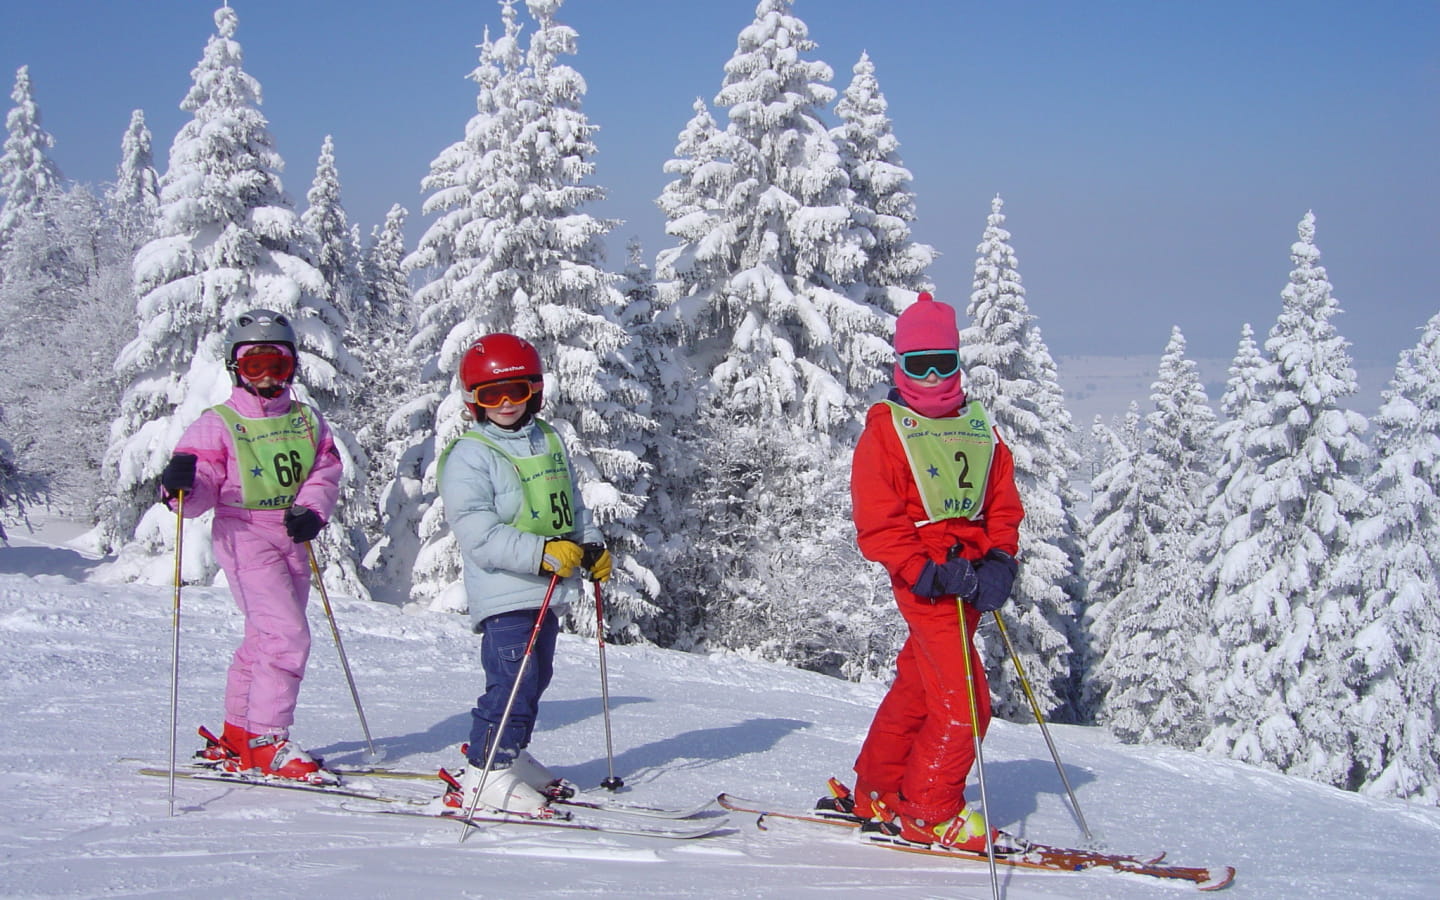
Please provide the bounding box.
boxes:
[431,333,610,817]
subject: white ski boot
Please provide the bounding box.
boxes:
[434,764,553,818]
[513,750,577,800]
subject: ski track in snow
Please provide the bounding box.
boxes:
[2,528,1439,899]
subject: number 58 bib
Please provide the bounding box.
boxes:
[213,403,319,510]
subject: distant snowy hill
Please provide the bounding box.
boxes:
[2,523,1438,898]
[1057,355,1392,428]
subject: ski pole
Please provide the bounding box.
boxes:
[992,611,1094,843]
[460,573,561,844]
[957,600,1001,900]
[306,542,380,763]
[588,569,623,791]
[167,491,185,817]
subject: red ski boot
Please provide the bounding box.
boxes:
[196,723,246,763]
[227,731,335,784]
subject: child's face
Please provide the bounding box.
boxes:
[484,400,527,428]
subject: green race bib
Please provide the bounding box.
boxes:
[213,403,319,510]
[439,421,577,537]
[885,400,997,524]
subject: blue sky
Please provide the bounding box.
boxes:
[3,0,1435,368]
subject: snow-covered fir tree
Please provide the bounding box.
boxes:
[1090,328,1214,746]
[95,5,365,597]
[301,135,361,327]
[1202,212,1371,787]
[1,404,47,543]
[1078,405,1144,715]
[650,0,901,671]
[370,0,658,638]
[1338,312,1440,804]
[349,203,413,564]
[363,14,520,609]
[108,109,160,245]
[0,184,133,520]
[831,50,934,306]
[0,65,63,245]
[960,195,1082,719]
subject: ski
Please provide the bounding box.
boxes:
[340,802,725,840]
[135,765,391,802]
[327,764,715,819]
[718,791,1164,863]
[717,793,1235,892]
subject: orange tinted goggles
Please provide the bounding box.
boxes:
[471,379,534,409]
[236,351,295,381]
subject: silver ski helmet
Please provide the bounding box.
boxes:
[224,308,298,386]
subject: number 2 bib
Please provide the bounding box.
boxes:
[213,403,319,510]
[885,399,997,523]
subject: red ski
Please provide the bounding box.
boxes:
[717,793,1235,891]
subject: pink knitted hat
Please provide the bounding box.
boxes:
[893,291,960,353]
[893,292,965,416]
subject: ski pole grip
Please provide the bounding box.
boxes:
[581,542,605,569]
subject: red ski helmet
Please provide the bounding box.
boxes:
[460,333,544,420]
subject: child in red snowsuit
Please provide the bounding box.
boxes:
[842,292,1024,850]
[160,309,343,783]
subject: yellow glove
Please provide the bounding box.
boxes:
[587,548,613,583]
[540,540,584,578]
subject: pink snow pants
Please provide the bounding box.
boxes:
[854,597,991,822]
[212,512,312,734]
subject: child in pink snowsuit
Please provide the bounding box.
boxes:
[160,309,342,783]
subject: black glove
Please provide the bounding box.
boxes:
[581,542,612,582]
[911,557,978,601]
[971,549,1019,612]
[284,506,325,543]
[160,453,197,495]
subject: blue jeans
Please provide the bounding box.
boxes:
[468,608,558,769]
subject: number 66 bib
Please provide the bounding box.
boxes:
[213,403,319,510]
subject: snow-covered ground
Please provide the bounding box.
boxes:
[3,520,1438,899]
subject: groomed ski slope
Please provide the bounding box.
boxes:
[2,532,1438,899]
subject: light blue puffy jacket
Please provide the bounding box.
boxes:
[438,416,602,630]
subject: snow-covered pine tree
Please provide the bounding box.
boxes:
[95,5,364,595]
[108,109,160,246]
[650,0,899,671]
[1201,212,1371,787]
[1339,312,1440,804]
[647,99,733,645]
[831,51,934,307]
[960,195,1082,720]
[1077,405,1143,717]
[0,405,46,542]
[296,133,372,595]
[364,16,519,609]
[0,65,63,246]
[1092,328,1214,746]
[371,0,659,637]
[348,204,412,583]
[0,184,133,520]
[301,135,361,327]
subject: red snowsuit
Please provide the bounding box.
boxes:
[850,396,1023,823]
[169,385,343,734]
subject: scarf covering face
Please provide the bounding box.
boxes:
[893,292,966,417]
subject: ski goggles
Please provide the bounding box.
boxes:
[899,350,961,380]
[471,379,535,409]
[235,349,296,381]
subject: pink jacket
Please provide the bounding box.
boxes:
[169,385,342,526]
